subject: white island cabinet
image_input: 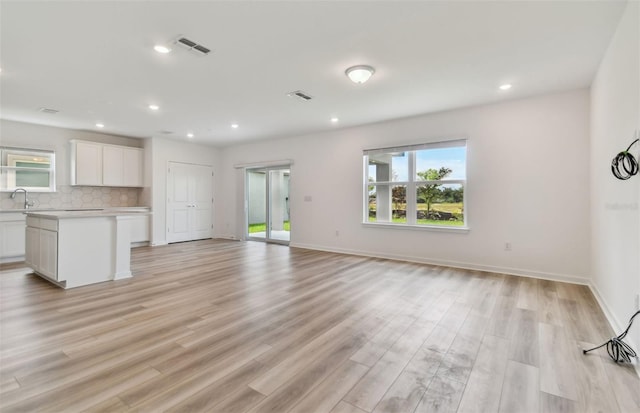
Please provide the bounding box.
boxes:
[0,213,27,263]
[25,211,148,289]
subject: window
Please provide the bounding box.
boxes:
[1,147,56,192]
[364,139,466,228]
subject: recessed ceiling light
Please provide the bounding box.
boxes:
[346,65,375,84]
[499,84,512,90]
[331,117,339,123]
[148,104,160,111]
[231,123,239,129]
[154,44,172,54]
[187,133,194,138]
[96,123,105,128]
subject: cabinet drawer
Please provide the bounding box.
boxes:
[39,219,58,232]
[26,216,40,228]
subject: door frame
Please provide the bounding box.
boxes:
[245,165,290,245]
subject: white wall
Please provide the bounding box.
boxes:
[150,136,221,245]
[0,119,143,187]
[590,1,639,352]
[219,89,591,282]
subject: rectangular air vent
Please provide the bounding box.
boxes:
[38,107,59,114]
[287,90,313,101]
[176,36,211,56]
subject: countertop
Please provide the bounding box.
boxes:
[1,207,150,214]
[25,209,151,219]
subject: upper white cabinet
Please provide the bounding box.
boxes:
[103,145,124,186]
[71,140,143,187]
[72,141,103,186]
[123,147,143,187]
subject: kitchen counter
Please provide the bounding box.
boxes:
[25,209,150,219]
[1,206,150,213]
[25,210,145,289]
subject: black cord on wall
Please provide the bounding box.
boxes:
[611,137,639,180]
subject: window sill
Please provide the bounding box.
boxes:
[362,222,469,233]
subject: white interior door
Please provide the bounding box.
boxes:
[167,162,213,243]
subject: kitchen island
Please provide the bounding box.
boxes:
[25,210,148,289]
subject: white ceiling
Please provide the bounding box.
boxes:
[0,1,626,146]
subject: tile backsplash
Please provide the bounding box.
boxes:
[1,186,142,210]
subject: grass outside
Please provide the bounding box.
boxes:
[248,221,291,233]
[368,202,464,226]
[368,216,464,226]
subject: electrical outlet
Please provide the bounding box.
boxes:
[504,242,512,251]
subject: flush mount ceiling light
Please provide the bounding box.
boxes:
[148,104,160,111]
[345,65,375,84]
[331,117,339,123]
[154,44,172,54]
[231,123,239,129]
[499,84,512,90]
[187,133,194,138]
[96,123,105,128]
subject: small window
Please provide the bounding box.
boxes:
[364,140,467,229]
[1,147,56,192]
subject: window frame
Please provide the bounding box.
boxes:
[0,147,56,192]
[363,139,468,231]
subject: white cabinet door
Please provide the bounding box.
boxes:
[38,229,58,280]
[130,215,150,243]
[0,220,26,259]
[103,145,124,186]
[74,141,103,186]
[123,148,143,187]
[191,164,213,240]
[167,162,213,243]
[25,227,40,270]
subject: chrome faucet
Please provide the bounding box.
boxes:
[10,188,34,209]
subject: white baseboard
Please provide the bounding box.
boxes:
[1,255,24,264]
[215,234,239,241]
[290,242,590,285]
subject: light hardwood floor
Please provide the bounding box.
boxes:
[1,239,638,412]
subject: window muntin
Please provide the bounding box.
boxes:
[1,147,56,192]
[364,140,466,228]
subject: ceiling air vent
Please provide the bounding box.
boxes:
[38,107,59,114]
[287,90,313,102]
[176,36,211,56]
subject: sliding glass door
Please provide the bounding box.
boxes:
[246,166,290,244]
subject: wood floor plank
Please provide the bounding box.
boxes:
[414,375,466,413]
[540,392,579,413]
[537,279,564,327]
[539,323,578,401]
[370,348,443,413]
[456,335,509,413]
[164,359,268,413]
[498,360,539,413]
[343,318,437,412]
[288,360,370,413]
[571,341,621,412]
[330,401,369,413]
[516,276,538,311]
[508,308,539,367]
[0,239,634,413]
[601,358,640,412]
